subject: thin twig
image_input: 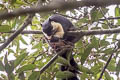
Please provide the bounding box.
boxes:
[98,46,118,80]
[99,7,112,28]
[99,16,120,21]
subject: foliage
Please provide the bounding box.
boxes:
[0,0,120,80]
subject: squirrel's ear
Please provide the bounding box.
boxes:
[49,18,52,22]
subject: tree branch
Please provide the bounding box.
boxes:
[3,28,120,36]
[98,46,118,80]
[99,16,120,21]
[99,7,112,28]
[68,28,120,36]
[3,30,43,34]
[2,27,120,43]
[0,0,120,20]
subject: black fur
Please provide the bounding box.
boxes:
[41,14,76,42]
[41,14,79,80]
[41,19,53,36]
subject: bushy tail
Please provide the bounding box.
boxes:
[60,50,79,80]
[50,40,79,80]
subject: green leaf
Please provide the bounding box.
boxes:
[40,74,51,80]
[14,53,28,68]
[115,6,120,17]
[115,6,120,24]
[16,0,26,5]
[8,73,15,80]
[100,40,110,47]
[102,24,109,29]
[18,72,25,80]
[0,61,5,71]
[76,40,84,53]
[91,36,99,49]
[57,56,69,66]
[11,18,17,28]
[107,59,116,71]
[4,54,13,74]
[12,0,16,4]
[32,42,42,49]
[91,64,101,75]
[116,60,120,75]
[80,73,88,80]
[28,71,40,80]
[78,18,89,24]
[16,64,36,73]
[56,71,75,79]
[105,71,111,80]
[21,36,28,45]
[0,25,11,32]
[78,65,93,74]
[81,44,93,65]
[90,8,102,22]
[102,48,112,54]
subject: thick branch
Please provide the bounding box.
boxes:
[68,28,120,43]
[68,28,120,36]
[0,0,120,20]
[1,28,120,46]
[3,28,120,35]
[4,30,43,34]
[2,28,120,43]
